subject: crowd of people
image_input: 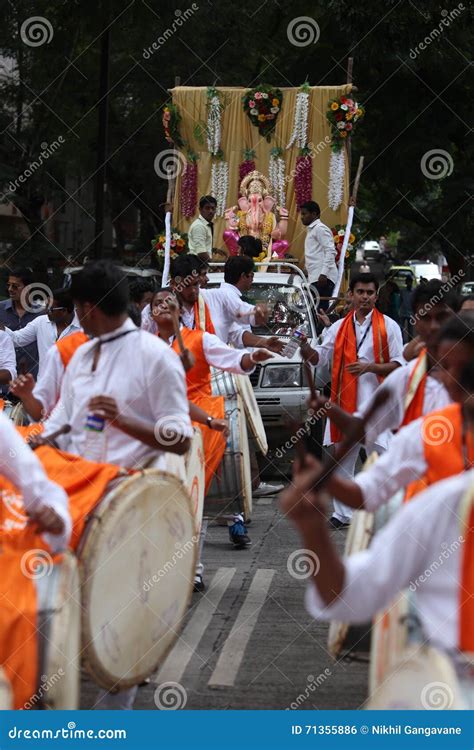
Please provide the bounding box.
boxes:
[0,194,473,711]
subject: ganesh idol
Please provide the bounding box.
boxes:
[223,171,289,259]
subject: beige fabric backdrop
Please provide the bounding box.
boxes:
[171,85,352,261]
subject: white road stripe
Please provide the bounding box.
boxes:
[256,497,273,505]
[208,568,275,687]
[153,567,236,684]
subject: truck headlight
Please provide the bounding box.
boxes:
[260,364,302,388]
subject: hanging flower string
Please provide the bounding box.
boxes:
[239,148,256,195]
[326,93,364,212]
[286,82,310,150]
[180,150,199,218]
[328,149,345,212]
[294,147,312,211]
[211,160,229,217]
[243,85,283,141]
[207,86,225,156]
[269,147,286,208]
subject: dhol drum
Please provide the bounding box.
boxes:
[328,453,405,659]
[32,552,81,709]
[0,399,27,426]
[0,667,12,709]
[163,429,205,535]
[76,469,196,691]
[234,373,268,455]
[207,369,252,520]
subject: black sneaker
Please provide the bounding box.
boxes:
[229,517,252,548]
[328,516,351,530]
[193,574,205,592]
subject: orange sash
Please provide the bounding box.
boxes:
[400,349,428,428]
[404,403,474,501]
[172,328,225,492]
[56,330,89,368]
[330,309,390,443]
[459,484,474,653]
[195,295,215,334]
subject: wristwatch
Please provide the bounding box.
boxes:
[206,416,213,428]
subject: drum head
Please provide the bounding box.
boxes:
[2,401,27,426]
[366,645,467,710]
[0,667,12,709]
[185,429,205,534]
[234,373,268,455]
[238,394,253,519]
[79,470,196,690]
[36,552,81,709]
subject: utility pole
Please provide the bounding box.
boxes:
[93,5,111,258]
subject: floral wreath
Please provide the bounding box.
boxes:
[243,85,283,141]
[326,94,364,152]
[332,225,356,265]
[162,103,184,148]
[152,228,188,268]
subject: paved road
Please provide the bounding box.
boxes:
[81,493,368,710]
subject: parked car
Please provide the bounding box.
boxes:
[62,265,161,288]
[407,260,441,283]
[387,265,417,289]
[461,281,474,296]
[362,240,382,262]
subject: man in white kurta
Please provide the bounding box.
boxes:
[313,274,404,525]
[0,330,17,385]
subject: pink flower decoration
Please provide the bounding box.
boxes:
[295,155,312,211]
[180,161,198,218]
[248,100,256,108]
[254,92,262,99]
[346,123,353,131]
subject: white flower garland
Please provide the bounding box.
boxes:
[286,91,309,150]
[211,161,228,216]
[269,155,286,207]
[328,149,345,211]
[207,95,221,155]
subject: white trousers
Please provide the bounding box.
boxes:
[331,440,385,522]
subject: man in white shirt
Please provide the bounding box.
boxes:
[188,195,217,260]
[301,201,337,311]
[1,288,81,376]
[0,330,17,385]
[280,458,474,675]
[311,273,404,527]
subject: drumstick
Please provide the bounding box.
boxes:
[30,424,71,450]
[311,389,390,492]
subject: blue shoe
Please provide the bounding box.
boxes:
[229,515,251,548]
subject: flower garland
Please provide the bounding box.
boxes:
[294,148,312,211]
[239,148,256,195]
[243,85,283,141]
[332,225,356,265]
[269,147,286,208]
[180,151,199,218]
[206,86,225,156]
[211,160,229,217]
[286,82,310,150]
[162,103,184,148]
[326,94,364,152]
[152,228,188,269]
[328,149,345,212]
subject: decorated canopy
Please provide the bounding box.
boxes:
[168,85,353,261]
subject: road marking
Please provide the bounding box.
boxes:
[152,567,236,684]
[208,568,275,687]
[256,497,273,505]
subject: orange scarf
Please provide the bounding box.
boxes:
[459,483,474,653]
[404,403,474,501]
[195,295,215,334]
[56,330,89,367]
[400,349,428,427]
[330,309,389,443]
[172,328,225,492]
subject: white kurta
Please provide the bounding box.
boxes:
[357,358,452,446]
[202,283,255,345]
[5,314,82,375]
[200,332,253,373]
[306,470,473,655]
[304,218,338,285]
[0,330,17,380]
[32,344,67,416]
[43,319,193,469]
[0,411,71,552]
[315,309,405,447]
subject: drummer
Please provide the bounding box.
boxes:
[312,279,459,445]
[280,434,474,687]
[309,313,474,514]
